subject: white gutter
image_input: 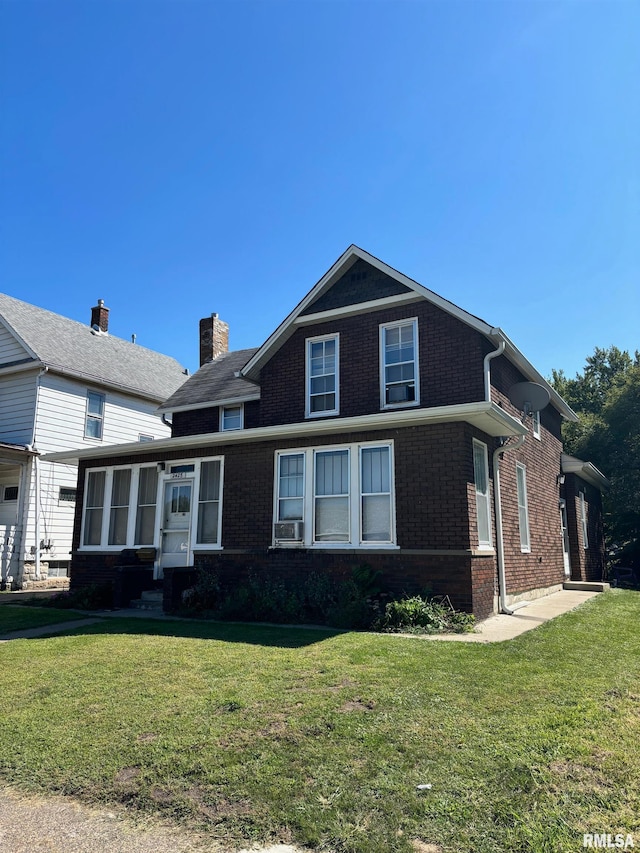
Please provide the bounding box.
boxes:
[483,333,505,402]
[493,434,526,615]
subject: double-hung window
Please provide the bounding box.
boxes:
[85,391,105,439]
[274,442,395,547]
[197,460,222,544]
[108,468,131,545]
[532,410,541,440]
[83,470,106,545]
[380,318,419,408]
[306,334,339,417]
[516,462,531,553]
[473,440,492,548]
[135,467,158,545]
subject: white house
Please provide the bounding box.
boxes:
[0,294,189,589]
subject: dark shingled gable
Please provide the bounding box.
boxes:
[159,347,259,411]
[300,259,412,315]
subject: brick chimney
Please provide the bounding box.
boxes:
[199,313,229,366]
[90,299,109,332]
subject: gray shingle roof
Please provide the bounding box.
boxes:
[159,347,259,412]
[0,293,189,402]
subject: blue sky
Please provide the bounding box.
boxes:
[1,0,638,380]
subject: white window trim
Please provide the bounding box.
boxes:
[79,457,224,553]
[305,333,340,419]
[532,410,541,440]
[379,317,420,410]
[580,491,589,549]
[84,391,105,441]
[516,462,531,553]
[473,439,492,549]
[220,403,244,432]
[272,440,397,549]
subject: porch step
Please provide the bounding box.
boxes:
[129,589,164,612]
[563,581,611,593]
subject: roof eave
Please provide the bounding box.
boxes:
[561,453,610,490]
[42,401,526,465]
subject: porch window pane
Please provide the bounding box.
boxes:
[197,460,221,544]
[109,469,131,545]
[314,450,349,541]
[135,467,158,545]
[84,470,105,546]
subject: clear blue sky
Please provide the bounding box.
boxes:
[1,0,638,380]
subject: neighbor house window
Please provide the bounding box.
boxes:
[580,491,589,549]
[85,391,105,439]
[108,468,131,545]
[516,462,531,553]
[2,485,18,502]
[532,411,541,440]
[196,460,222,544]
[220,404,243,431]
[274,442,395,547]
[83,470,106,545]
[59,487,77,503]
[306,334,339,417]
[138,434,154,443]
[473,440,492,548]
[134,467,158,545]
[380,318,419,408]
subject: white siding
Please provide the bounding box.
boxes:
[34,372,171,454]
[21,459,78,563]
[0,371,38,445]
[0,323,29,366]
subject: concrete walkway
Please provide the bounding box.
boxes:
[0,588,605,643]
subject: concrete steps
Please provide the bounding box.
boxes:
[129,589,164,612]
[563,581,610,593]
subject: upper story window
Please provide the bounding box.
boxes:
[516,462,531,553]
[306,334,339,418]
[532,410,541,440]
[85,391,105,439]
[380,318,419,408]
[220,404,244,431]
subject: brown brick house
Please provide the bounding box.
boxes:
[46,246,608,619]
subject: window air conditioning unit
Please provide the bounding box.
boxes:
[387,384,413,403]
[274,521,304,542]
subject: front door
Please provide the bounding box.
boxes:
[559,499,571,577]
[158,479,194,577]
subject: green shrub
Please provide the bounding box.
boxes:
[42,583,113,611]
[181,569,221,613]
[380,595,475,634]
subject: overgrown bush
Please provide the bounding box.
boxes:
[181,569,221,613]
[380,595,475,634]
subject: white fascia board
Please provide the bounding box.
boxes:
[158,394,261,414]
[561,454,610,490]
[0,359,42,377]
[294,292,422,327]
[42,401,526,465]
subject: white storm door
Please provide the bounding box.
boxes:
[159,479,194,571]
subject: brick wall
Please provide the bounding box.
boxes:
[563,474,606,581]
[259,300,487,426]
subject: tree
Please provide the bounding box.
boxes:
[551,347,640,566]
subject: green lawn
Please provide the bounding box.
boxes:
[0,604,92,634]
[0,591,638,853]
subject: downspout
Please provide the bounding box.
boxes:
[493,434,526,614]
[484,332,505,402]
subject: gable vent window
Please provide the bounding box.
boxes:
[380,318,419,408]
[3,485,18,502]
[59,487,77,503]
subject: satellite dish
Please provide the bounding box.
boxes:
[508,382,550,416]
